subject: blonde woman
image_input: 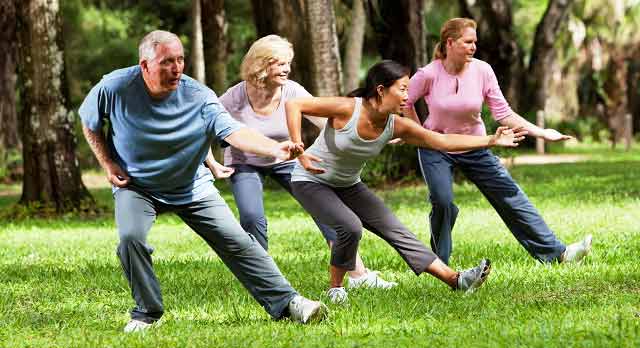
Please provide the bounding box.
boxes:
[207,35,396,289]
[405,18,592,265]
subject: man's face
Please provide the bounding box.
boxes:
[141,39,185,98]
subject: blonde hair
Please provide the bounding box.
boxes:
[139,30,181,61]
[432,18,477,61]
[240,35,294,88]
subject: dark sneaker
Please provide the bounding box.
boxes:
[457,259,491,293]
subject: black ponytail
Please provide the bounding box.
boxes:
[347,60,410,98]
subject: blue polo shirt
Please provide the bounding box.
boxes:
[79,66,244,204]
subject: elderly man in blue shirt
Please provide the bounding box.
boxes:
[79,30,326,333]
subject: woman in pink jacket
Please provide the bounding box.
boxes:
[405,18,592,265]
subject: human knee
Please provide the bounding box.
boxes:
[118,222,148,246]
[239,211,267,231]
[429,191,454,208]
[336,220,363,242]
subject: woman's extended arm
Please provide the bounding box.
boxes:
[393,116,527,151]
[498,112,572,142]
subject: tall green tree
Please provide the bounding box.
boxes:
[17,0,92,213]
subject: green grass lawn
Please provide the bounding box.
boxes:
[1,147,639,347]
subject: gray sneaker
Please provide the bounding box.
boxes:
[456,259,491,293]
[288,295,328,324]
[561,235,592,263]
[326,287,348,304]
[123,319,153,333]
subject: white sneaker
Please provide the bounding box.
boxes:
[347,270,398,289]
[123,319,153,333]
[288,295,328,324]
[326,287,348,304]
[562,235,593,263]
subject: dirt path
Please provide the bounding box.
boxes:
[500,154,589,167]
[1,154,591,197]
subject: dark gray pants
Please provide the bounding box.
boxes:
[229,162,337,250]
[291,181,437,275]
[114,187,297,323]
[417,148,566,264]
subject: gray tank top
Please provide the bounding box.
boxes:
[291,97,395,187]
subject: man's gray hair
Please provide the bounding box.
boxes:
[138,30,181,61]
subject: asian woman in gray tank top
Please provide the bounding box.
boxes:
[205,35,396,289]
[286,60,527,303]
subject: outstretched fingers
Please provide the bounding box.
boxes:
[299,153,326,174]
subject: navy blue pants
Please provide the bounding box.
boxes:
[229,161,337,250]
[417,148,566,264]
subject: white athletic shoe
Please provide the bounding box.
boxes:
[123,319,153,333]
[347,270,398,289]
[456,259,492,293]
[561,235,593,263]
[326,287,348,304]
[288,295,328,324]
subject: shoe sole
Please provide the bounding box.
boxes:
[466,259,492,293]
[304,303,329,323]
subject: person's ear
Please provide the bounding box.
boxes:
[446,37,454,49]
[376,85,385,98]
[140,60,149,73]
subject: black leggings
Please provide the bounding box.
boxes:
[291,181,437,274]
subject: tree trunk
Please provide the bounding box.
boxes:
[526,0,574,114]
[201,0,227,94]
[368,0,426,73]
[0,0,20,152]
[460,0,524,111]
[17,0,92,213]
[368,0,428,121]
[305,0,342,97]
[343,0,366,94]
[604,47,629,146]
[191,0,206,84]
[626,47,640,136]
[251,0,311,89]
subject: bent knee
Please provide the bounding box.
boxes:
[429,193,454,208]
[335,220,363,241]
[118,223,150,245]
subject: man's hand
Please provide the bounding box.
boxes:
[542,128,572,142]
[105,162,130,187]
[209,161,235,179]
[490,126,528,147]
[298,153,325,174]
